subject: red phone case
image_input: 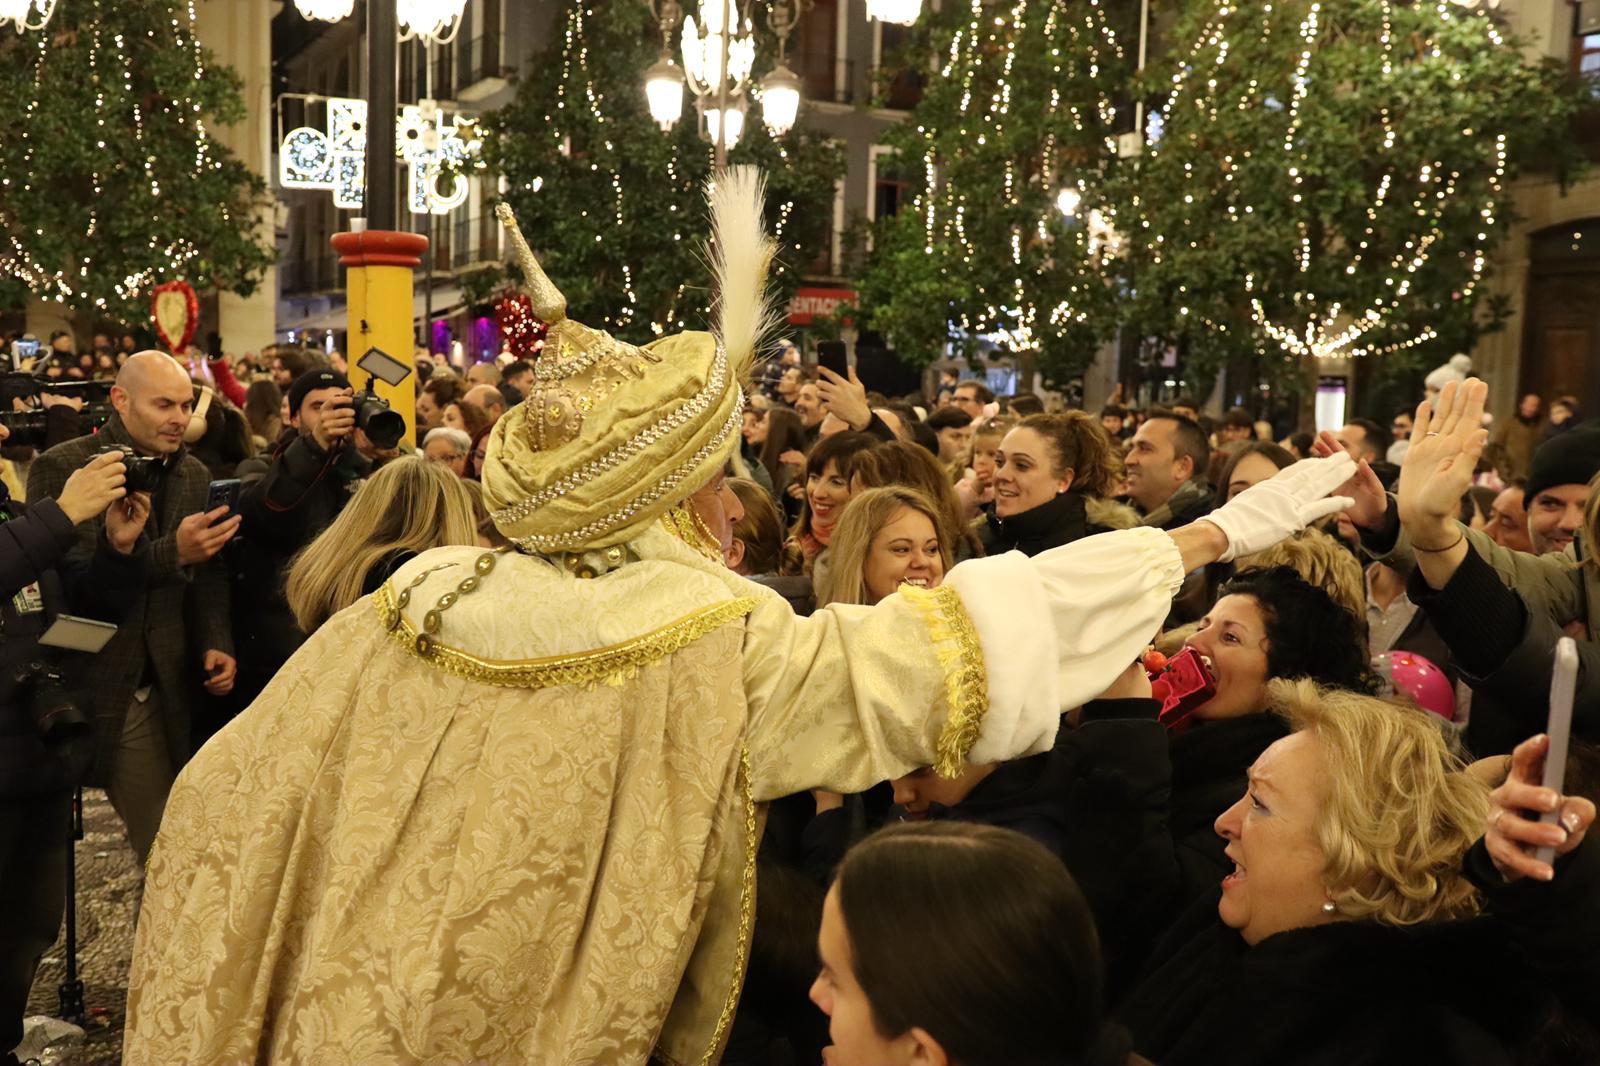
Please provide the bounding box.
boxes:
[1147,646,1217,729]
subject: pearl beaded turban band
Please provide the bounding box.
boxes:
[482,167,777,553]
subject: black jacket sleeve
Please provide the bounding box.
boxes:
[0,497,76,600]
[237,432,337,550]
[1411,546,1600,744]
[1465,833,1600,1025]
[1056,699,1205,991]
[60,527,150,624]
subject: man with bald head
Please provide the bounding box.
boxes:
[463,383,507,424]
[29,351,239,865]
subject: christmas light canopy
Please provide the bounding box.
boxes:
[644,58,687,131]
[291,0,355,22]
[0,0,57,31]
[760,63,802,135]
[396,0,468,44]
[865,0,921,26]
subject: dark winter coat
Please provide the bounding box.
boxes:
[1115,836,1600,1066]
[227,430,365,706]
[27,416,230,787]
[0,489,147,797]
[1055,699,1289,994]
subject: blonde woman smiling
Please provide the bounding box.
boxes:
[815,487,951,608]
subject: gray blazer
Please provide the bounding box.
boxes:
[28,414,233,786]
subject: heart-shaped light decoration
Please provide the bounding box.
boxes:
[151,280,199,354]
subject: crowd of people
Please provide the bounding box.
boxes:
[1,183,1598,1066]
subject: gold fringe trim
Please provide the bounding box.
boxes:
[900,583,991,779]
[650,745,759,1066]
[373,582,758,690]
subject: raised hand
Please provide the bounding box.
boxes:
[1312,429,1387,531]
[816,366,872,433]
[57,451,128,525]
[1202,453,1357,562]
[1396,379,1488,548]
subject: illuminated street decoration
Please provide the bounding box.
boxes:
[279,96,482,215]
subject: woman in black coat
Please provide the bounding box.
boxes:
[979,412,1139,557]
[1057,566,1374,991]
[1109,687,1599,1066]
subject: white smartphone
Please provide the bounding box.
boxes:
[1534,638,1578,865]
[38,614,118,654]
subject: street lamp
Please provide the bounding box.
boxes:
[759,0,808,137]
[397,0,470,44]
[291,0,355,20]
[0,0,57,31]
[644,58,687,132]
[865,0,921,25]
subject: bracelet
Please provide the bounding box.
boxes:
[1413,532,1465,554]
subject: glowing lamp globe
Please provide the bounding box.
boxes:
[761,65,803,136]
[396,0,469,43]
[645,59,686,132]
[705,106,745,149]
[866,0,921,25]
[292,0,355,21]
[1056,188,1082,217]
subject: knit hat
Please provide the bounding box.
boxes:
[287,368,351,417]
[1525,422,1600,505]
[481,167,776,553]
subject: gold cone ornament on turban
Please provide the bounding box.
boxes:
[481,167,778,553]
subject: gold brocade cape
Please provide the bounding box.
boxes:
[124,526,993,1066]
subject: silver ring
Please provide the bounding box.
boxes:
[1425,431,1441,438]
[1490,808,1506,831]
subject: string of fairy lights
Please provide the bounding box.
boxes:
[0,0,217,311]
[913,0,1124,355]
[538,3,802,338]
[1139,0,1507,362]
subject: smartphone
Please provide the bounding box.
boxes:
[1534,637,1578,865]
[206,478,241,519]
[39,614,118,653]
[816,341,848,378]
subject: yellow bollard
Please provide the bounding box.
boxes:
[331,230,427,446]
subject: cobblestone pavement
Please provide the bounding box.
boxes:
[25,789,137,1066]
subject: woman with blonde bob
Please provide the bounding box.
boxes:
[285,457,479,634]
[1111,679,1600,1065]
[815,486,952,608]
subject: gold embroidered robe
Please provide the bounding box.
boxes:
[124,525,1184,1065]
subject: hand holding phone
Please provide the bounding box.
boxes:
[1534,639,1578,865]
[206,478,241,521]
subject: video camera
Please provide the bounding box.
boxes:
[0,374,113,449]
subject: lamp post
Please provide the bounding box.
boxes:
[647,0,810,162]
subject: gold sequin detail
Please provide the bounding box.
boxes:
[373,584,759,691]
[899,583,990,779]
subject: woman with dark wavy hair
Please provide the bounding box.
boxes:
[1059,565,1374,991]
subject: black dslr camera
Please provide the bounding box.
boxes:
[352,381,406,450]
[95,445,164,493]
[15,659,86,749]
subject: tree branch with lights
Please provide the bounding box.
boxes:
[482,0,844,342]
[0,0,275,323]
[853,0,1135,384]
[1113,0,1584,405]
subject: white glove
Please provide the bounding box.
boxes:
[1202,455,1357,562]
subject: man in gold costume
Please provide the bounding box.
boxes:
[124,170,1356,1065]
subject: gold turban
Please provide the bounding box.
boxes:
[482,167,776,553]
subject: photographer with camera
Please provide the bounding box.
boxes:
[1,430,152,1066]
[27,352,238,869]
[228,368,402,711]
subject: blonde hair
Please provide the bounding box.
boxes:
[1235,526,1366,621]
[286,457,479,633]
[1584,469,1600,573]
[815,486,951,608]
[1271,679,1490,926]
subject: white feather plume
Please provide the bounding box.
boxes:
[706,166,779,381]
